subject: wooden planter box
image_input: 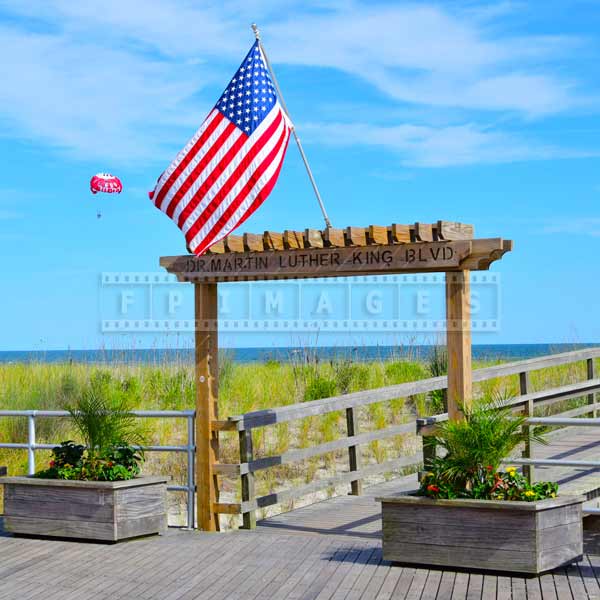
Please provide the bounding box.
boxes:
[1,476,168,542]
[377,494,585,575]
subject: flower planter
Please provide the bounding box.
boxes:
[377,494,585,575]
[1,476,168,542]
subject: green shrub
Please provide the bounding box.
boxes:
[35,378,147,482]
[304,377,337,402]
[419,398,556,502]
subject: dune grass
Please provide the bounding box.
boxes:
[0,352,596,525]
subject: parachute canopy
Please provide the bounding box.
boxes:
[90,173,123,194]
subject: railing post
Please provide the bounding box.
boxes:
[187,413,196,529]
[27,413,36,476]
[520,372,534,484]
[346,407,362,495]
[587,358,597,418]
[239,428,256,529]
[445,271,472,420]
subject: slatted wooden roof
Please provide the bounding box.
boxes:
[204,221,474,254]
[160,221,512,282]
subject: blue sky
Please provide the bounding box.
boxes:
[0,0,599,351]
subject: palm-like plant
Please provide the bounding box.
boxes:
[65,382,146,459]
[431,396,547,488]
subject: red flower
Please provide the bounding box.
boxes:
[486,465,493,472]
[49,460,55,467]
[427,484,440,493]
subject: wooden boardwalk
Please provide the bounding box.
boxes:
[1,425,600,599]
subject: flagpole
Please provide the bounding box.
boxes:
[251,23,332,229]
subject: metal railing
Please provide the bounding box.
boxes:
[0,409,196,528]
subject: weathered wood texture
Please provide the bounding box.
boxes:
[2,476,167,541]
[2,474,600,599]
[162,239,488,282]
[205,221,474,254]
[194,283,220,532]
[379,495,585,574]
[445,271,472,419]
[213,349,600,517]
[227,349,600,431]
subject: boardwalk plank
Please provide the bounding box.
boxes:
[511,577,527,600]
[565,561,589,600]
[465,573,482,600]
[496,576,512,600]
[581,556,600,599]
[404,568,428,600]
[450,572,469,600]
[391,566,415,598]
[525,577,543,600]
[552,568,574,600]
[435,572,456,599]
[480,575,496,600]
[419,569,442,600]
[345,548,383,600]
[329,546,378,600]
[374,566,404,600]
[539,572,559,600]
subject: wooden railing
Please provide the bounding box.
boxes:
[214,347,600,528]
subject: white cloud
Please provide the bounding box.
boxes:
[303,121,598,167]
[541,218,600,237]
[0,24,210,162]
[267,3,581,116]
[0,0,594,165]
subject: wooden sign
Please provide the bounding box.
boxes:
[161,241,472,282]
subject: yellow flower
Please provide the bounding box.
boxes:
[524,490,535,498]
[551,493,556,498]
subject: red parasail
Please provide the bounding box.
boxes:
[90,173,123,194]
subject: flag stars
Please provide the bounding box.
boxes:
[215,43,280,134]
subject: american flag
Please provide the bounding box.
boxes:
[150,41,292,255]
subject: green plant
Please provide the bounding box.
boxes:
[431,397,546,482]
[35,377,147,482]
[421,466,558,502]
[418,398,557,502]
[65,380,147,460]
[303,376,337,402]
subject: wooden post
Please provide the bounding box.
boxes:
[346,407,362,495]
[445,271,472,420]
[194,283,220,531]
[239,429,257,529]
[520,371,534,484]
[587,358,597,418]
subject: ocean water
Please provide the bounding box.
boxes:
[0,344,598,365]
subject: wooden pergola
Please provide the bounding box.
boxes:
[160,221,513,531]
